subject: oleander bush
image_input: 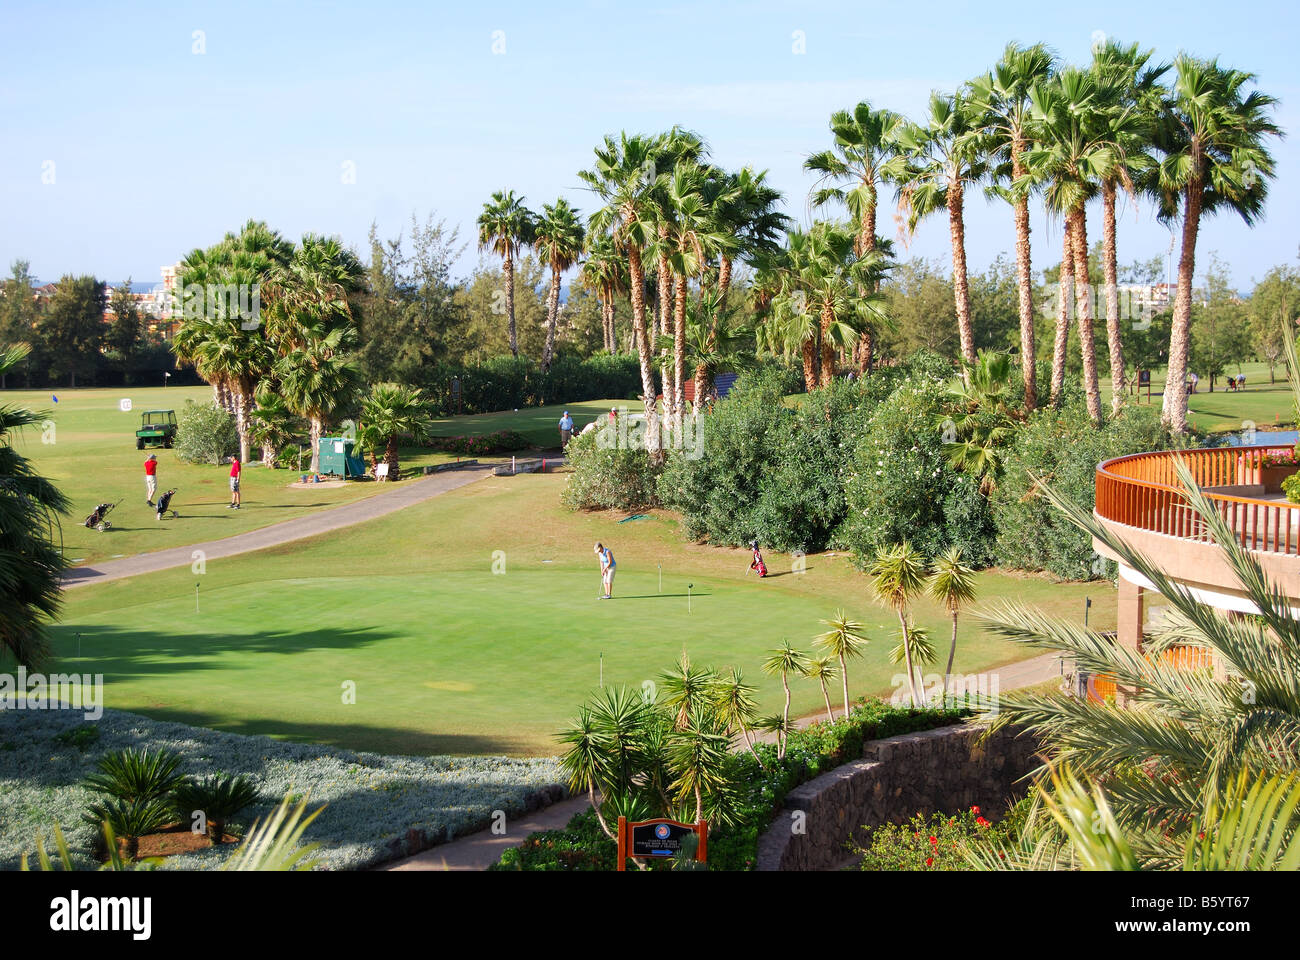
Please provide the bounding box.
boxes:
[560,427,662,511]
[173,400,237,465]
[0,707,565,871]
[426,429,529,455]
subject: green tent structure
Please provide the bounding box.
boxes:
[317,436,367,478]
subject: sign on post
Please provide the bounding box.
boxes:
[450,377,462,414]
[1137,369,1151,403]
[616,816,707,869]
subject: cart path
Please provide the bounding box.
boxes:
[381,652,1065,871]
[62,466,495,589]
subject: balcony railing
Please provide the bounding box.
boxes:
[1095,445,1300,555]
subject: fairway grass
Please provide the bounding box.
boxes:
[52,471,1114,757]
[6,386,632,564]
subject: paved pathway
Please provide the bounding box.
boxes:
[383,652,1067,871]
[63,465,493,589]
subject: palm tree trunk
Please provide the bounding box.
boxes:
[308,415,323,473]
[819,300,836,387]
[1051,221,1074,406]
[740,725,765,769]
[1102,180,1126,415]
[657,248,675,414]
[589,784,615,841]
[261,442,275,467]
[780,672,791,760]
[943,609,958,702]
[800,340,817,393]
[898,611,919,706]
[504,248,518,358]
[1162,182,1202,434]
[855,190,879,376]
[839,652,850,720]
[234,390,252,465]
[820,679,834,723]
[542,263,561,371]
[626,244,661,460]
[1012,140,1036,410]
[1070,207,1103,425]
[384,435,400,480]
[947,180,977,365]
[673,272,688,432]
[856,325,875,376]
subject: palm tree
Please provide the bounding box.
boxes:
[658,650,714,729]
[533,198,585,371]
[1154,56,1279,433]
[579,232,628,354]
[803,656,839,724]
[674,295,754,411]
[476,190,536,358]
[894,90,986,366]
[889,623,937,703]
[0,345,68,669]
[813,610,869,721]
[557,704,617,840]
[358,382,434,480]
[1091,40,1167,414]
[710,666,764,768]
[1048,218,1075,406]
[806,101,908,373]
[580,133,668,459]
[940,350,1019,492]
[248,388,298,467]
[761,640,810,760]
[274,331,360,474]
[869,542,931,705]
[928,547,977,700]
[970,42,1056,410]
[666,716,731,822]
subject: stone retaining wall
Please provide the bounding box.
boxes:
[755,723,1039,871]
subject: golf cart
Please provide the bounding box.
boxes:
[136,410,177,449]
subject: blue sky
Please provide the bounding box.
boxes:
[2,0,1296,292]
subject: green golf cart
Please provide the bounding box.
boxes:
[136,410,177,449]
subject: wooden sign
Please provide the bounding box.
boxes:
[616,816,707,869]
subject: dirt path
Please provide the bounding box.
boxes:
[62,466,493,589]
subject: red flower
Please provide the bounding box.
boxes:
[925,857,934,867]
[929,836,938,846]
[975,816,990,828]
[970,806,980,815]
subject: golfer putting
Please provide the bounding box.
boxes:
[594,542,615,599]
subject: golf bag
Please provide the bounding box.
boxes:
[749,540,768,578]
[156,488,178,520]
[84,500,120,532]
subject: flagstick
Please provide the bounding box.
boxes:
[195,582,200,614]
[600,652,604,688]
[658,564,662,593]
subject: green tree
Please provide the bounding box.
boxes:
[0,260,42,388]
[106,279,142,376]
[869,542,931,705]
[39,275,106,387]
[928,547,977,699]
[1247,263,1299,383]
[813,610,869,721]
[761,640,810,760]
[476,190,536,358]
[532,198,585,372]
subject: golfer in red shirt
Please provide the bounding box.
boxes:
[144,454,158,506]
[228,457,242,509]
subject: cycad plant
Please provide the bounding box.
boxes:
[83,748,186,804]
[710,666,764,768]
[172,774,261,845]
[81,798,174,862]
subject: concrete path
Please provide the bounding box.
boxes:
[383,652,1067,871]
[382,795,593,872]
[63,465,493,589]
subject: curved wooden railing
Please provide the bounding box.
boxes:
[1095,445,1300,555]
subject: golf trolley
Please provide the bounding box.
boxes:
[84,500,122,532]
[155,488,179,520]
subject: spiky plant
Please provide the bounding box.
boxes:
[889,623,938,704]
[803,656,839,724]
[83,748,186,804]
[172,774,261,845]
[81,798,174,861]
[813,610,869,721]
[762,641,811,760]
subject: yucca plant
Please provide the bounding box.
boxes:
[81,797,174,861]
[710,667,764,768]
[813,610,869,721]
[761,641,811,760]
[172,774,261,845]
[83,747,186,804]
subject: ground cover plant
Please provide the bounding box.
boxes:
[0,707,564,871]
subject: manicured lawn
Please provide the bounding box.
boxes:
[428,398,640,447]
[1105,360,1295,435]
[51,470,1112,757]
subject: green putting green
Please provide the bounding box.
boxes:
[49,473,1113,757]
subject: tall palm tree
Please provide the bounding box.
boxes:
[666,717,731,822]
[476,190,536,359]
[803,656,839,724]
[1027,68,1139,424]
[1154,56,1279,433]
[894,90,987,366]
[1048,218,1075,406]
[358,382,434,480]
[533,198,585,371]
[806,101,908,373]
[928,547,977,700]
[869,542,931,706]
[710,666,764,768]
[813,610,869,721]
[274,330,360,474]
[1091,40,1168,414]
[580,133,668,459]
[761,640,810,760]
[579,232,627,354]
[889,623,937,703]
[970,42,1057,410]
[0,345,68,669]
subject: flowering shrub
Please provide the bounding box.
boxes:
[560,427,662,511]
[853,800,1029,870]
[426,429,529,455]
[1261,449,1300,468]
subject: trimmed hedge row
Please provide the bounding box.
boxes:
[405,353,643,417]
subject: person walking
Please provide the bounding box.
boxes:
[558,410,574,447]
[144,454,158,506]
[228,456,242,509]
[594,542,615,599]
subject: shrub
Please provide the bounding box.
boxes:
[1283,472,1300,504]
[837,374,995,565]
[81,797,174,860]
[427,429,529,455]
[853,799,1029,870]
[561,428,662,511]
[174,400,237,465]
[404,354,642,416]
[991,402,1177,579]
[53,724,100,751]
